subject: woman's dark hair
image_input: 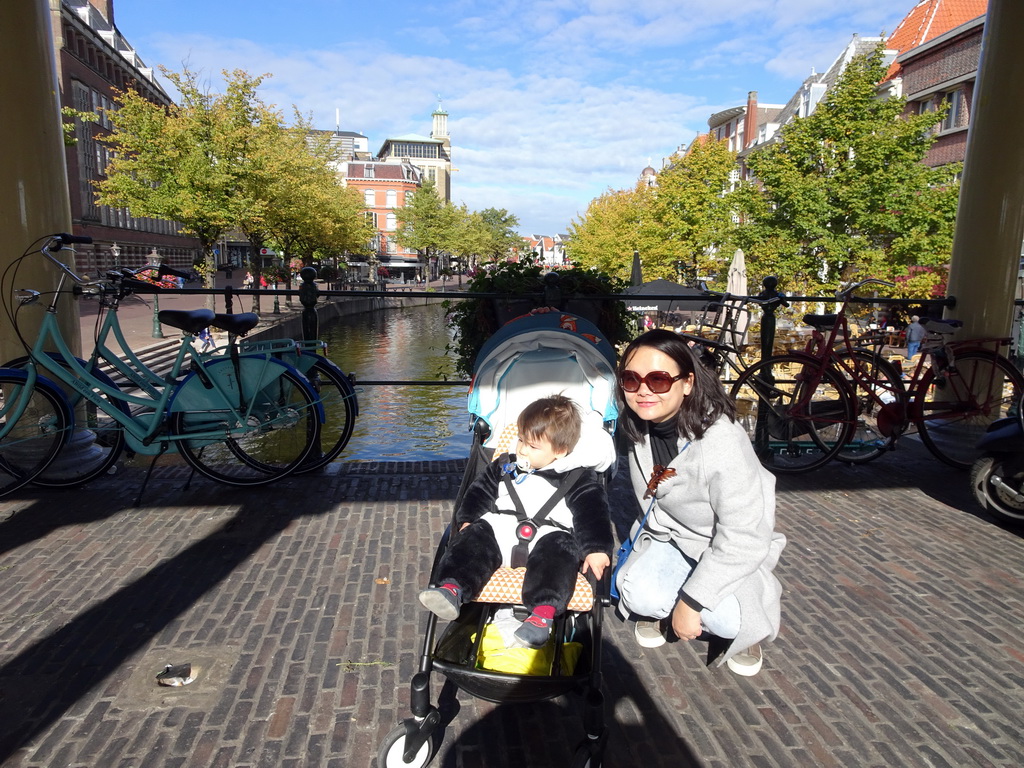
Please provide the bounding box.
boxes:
[616,329,735,443]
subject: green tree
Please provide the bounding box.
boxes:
[565,182,662,281]
[737,42,960,295]
[651,138,738,283]
[395,179,458,278]
[476,207,522,268]
[96,67,271,294]
[447,206,493,274]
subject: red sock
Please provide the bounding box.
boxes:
[533,604,555,620]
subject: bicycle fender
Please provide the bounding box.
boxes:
[167,357,325,422]
[251,356,326,422]
[306,354,359,417]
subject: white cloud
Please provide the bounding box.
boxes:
[128,0,911,232]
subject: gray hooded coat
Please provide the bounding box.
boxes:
[624,416,786,665]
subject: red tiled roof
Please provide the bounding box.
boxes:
[885,0,987,79]
[348,163,408,180]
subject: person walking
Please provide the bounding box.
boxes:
[905,316,927,359]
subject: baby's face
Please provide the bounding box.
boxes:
[515,433,567,471]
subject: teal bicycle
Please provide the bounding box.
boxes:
[0,233,324,499]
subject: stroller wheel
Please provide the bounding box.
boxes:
[378,723,441,768]
[571,738,605,768]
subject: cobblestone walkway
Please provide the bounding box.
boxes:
[1,441,1022,767]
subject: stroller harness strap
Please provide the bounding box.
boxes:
[501,464,586,568]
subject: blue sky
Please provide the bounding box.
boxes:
[112,0,911,235]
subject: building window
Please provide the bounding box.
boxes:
[386,189,397,207]
[386,212,396,231]
[364,189,375,207]
[390,142,439,159]
[940,90,962,132]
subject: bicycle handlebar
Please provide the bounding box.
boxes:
[54,232,93,246]
[838,278,896,300]
[40,234,185,295]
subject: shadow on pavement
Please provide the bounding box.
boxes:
[0,463,457,763]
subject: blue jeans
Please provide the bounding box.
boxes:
[907,340,921,359]
[616,536,741,639]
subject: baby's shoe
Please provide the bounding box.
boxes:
[418,583,462,620]
[513,606,555,648]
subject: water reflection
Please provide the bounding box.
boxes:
[319,303,473,461]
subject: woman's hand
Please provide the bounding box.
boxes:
[582,552,611,579]
[670,599,703,641]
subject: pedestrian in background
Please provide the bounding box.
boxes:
[905,315,927,359]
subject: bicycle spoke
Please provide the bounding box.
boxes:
[914,350,1024,469]
[0,374,71,497]
[730,355,852,473]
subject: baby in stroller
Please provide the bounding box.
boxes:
[419,393,613,648]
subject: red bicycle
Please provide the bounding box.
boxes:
[730,279,1024,473]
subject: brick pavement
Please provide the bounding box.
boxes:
[1,435,1023,767]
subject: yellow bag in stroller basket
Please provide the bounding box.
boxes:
[474,622,583,676]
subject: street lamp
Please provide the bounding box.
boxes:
[111,242,120,272]
[272,256,282,314]
[149,247,164,339]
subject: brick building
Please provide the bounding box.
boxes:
[894,13,986,169]
[341,160,424,281]
[52,0,200,276]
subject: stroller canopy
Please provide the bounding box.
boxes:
[468,310,619,442]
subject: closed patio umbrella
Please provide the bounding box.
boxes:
[630,250,643,287]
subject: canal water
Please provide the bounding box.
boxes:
[319,303,474,461]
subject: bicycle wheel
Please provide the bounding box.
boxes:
[730,354,853,473]
[913,350,1024,470]
[2,355,128,487]
[0,371,72,497]
[168,358,321,486]
[293,356,358,473]
[833,349,906,464]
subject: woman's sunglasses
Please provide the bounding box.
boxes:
[619,370,685,394]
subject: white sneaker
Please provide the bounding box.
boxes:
[634,620,667,649]
[726,644,763,676]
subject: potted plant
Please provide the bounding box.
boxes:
[444,257,634,377]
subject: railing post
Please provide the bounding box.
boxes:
[543,271,563,310]
[753,276,788,458]
[299,266,319,342]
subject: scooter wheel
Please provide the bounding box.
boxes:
[970,455,1024,526]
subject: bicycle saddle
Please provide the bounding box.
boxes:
[924,318,962,334]
[157,308,216,334]
[211,312,260,336]
[802,314,838,329]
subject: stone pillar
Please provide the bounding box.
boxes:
[0,0,81,362]
[945,0,1024,338]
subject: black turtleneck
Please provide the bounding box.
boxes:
[648,419,679,468]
